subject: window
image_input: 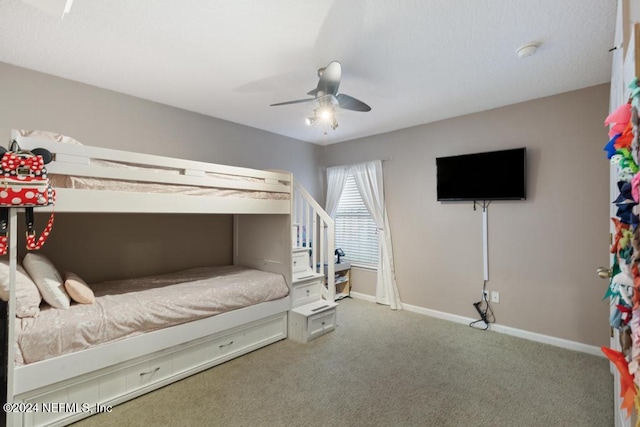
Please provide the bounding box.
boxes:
[334,173,378,267]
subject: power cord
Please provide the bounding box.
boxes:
[469,280,495,330]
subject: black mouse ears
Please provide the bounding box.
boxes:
[0,144,53,164]
[30,148,54,165]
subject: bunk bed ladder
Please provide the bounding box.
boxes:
[292,180,335,301]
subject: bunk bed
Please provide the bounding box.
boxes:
[3,130,294,427]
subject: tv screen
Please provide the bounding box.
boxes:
[436,148,526,201]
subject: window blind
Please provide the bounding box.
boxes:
[334,174,378,267]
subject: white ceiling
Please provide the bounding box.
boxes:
[0,0,617,145]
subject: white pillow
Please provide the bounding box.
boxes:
[17,130,83,145]
[0,260,41,318]
[23,253,70,309]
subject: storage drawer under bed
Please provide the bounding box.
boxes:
[15,312,287,427]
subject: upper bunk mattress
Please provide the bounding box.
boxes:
[14,130,291,202]
[14,265,289,365]
[49,159,290,200]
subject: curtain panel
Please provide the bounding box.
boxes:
[325,165,349,218]
[326,160,402,310]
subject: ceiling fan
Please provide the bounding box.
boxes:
[270,61,371,132]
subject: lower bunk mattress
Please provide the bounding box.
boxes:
[14,265,289,365]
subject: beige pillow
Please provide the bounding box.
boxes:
[18,129,83,145]
[0,260,41,318]
[23,253,70,309]
[64,272,95,304]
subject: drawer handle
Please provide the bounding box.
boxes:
[140,367,160,377]
[321,321,326,326]
[219,340,234,349]
[293,261,297,265]
[306,289,310,295]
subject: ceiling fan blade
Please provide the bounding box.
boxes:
[270,98,314,107]
[316,61,341,96]
[336,93,371,112]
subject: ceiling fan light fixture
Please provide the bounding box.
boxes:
[270,61,370,135]
[320,107,334,121]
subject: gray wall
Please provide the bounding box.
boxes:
[323,84,611,347]
[0,62,323,199]
[25,213,234,284]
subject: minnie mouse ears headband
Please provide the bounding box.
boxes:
[0,141,53,164]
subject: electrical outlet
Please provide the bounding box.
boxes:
[491,291,500,304]
[483,290,489,300]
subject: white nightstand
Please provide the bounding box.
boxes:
[324,262,351,300]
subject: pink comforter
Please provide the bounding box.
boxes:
[15,265,289,365]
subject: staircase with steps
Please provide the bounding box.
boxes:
[291,179,335,303]
[288,180,339,342]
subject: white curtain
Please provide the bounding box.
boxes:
[325,165,349,218]
[347,160,402,310]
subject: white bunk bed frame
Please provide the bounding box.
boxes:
[4,131,293,427]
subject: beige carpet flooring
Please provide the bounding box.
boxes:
[73,298,613,427]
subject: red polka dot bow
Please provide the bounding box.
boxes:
[0,153,45,173]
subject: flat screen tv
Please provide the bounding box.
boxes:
[436,147,526,201]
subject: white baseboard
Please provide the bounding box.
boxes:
[349,292,603,357]
[350,291,376,303]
